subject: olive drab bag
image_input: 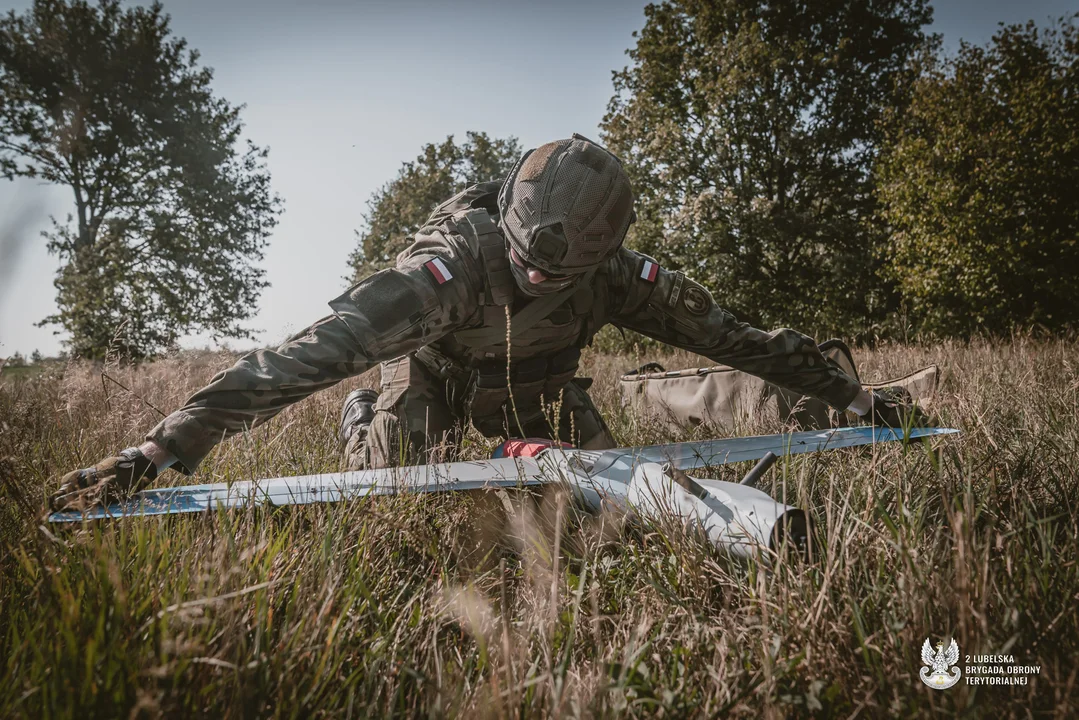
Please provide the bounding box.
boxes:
[619,339,940,432]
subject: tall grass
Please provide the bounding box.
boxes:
[1,338,1077,717]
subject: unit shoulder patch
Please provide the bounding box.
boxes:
[639,259,659,282]
[682,284,711,315]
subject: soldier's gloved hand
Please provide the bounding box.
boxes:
[868,387,929,429]
[49,447,159,511]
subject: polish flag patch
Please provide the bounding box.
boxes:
[425,258,453,284]
[640,260,658,282]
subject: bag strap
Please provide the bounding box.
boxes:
[453,269,595,347]
[625,362,667,376]
[457,208,514,307]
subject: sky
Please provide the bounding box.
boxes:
[1,0,1077,357]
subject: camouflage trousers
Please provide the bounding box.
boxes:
[345,354,615,470]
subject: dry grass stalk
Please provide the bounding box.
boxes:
[0,338,1077,716]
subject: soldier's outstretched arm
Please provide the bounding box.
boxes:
[50,251,476,510]
[608,252,865,412]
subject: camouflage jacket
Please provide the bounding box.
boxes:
[148,184,862,472]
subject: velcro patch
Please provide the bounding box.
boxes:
[640,260,658,282]
[667,272,684,307]
[424,258,453,284]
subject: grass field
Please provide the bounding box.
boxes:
[0,364,46,380]
[1,338,1077,718]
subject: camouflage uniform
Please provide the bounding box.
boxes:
[147,182,862,474]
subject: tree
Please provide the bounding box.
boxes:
[876,16,1079,336]
[0,0,282,359]
[30,349,42,364]
[349,132,520,282]
[602,0,933,338]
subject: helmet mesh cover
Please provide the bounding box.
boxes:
[499,136,634,275]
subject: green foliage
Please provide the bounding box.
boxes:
[876,16,1079,336]
[601,0,932,338]
[348,131,520,282]
[0,0,282,360]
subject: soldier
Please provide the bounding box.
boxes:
[50,135,919,509]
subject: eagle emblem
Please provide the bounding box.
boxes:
[920,638,961,689]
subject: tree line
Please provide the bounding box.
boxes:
[3,0,1077,359]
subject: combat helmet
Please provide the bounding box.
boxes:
[498,134,635,283]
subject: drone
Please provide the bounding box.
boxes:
[49,426,958,560]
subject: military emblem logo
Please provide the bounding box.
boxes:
[920,638,961,689]
[683,285,710,315]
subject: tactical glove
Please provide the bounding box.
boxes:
[868,387,929,429]
[49,447,158,511]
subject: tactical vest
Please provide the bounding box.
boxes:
[412,183,608,434]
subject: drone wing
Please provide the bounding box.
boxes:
[48,425,959,523]
[587,426,958,480]
[48,455,546,523]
